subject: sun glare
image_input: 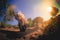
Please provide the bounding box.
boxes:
[33,0,54,21]
[47,6,52,12]
[43,6,52,21]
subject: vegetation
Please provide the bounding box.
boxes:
[32,17,43,27]
[4,4,15,21]
[0,0,15,28]
[56,0,60,6]
[0,22,11,28]
[27,18,32,27]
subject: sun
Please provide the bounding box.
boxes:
[47,6,52,12]
[42,6,52,21]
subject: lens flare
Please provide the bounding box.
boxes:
[47,6,52,12]
[33,0,54,21]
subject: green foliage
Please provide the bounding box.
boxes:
[14,26,19,29]
[0,22,12,28]
[0,0,14,22]
[27,18,32,27]
[0,0,14,28]
[3,4,15,21]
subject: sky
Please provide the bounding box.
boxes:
[7,0,43,25]
[8,0,58,19]
[8,0,43,19]
[0,0,59,25]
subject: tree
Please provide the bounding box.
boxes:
[0,0,8,13]
[56,0,60,6]
[50,7,59,16]
[27,18,32,27]
[0,0,15,27]
[0,0,8,10]
[0,0,8,27]
[4,4,15,21]
[33,17,43,27]
[0,0,14,22]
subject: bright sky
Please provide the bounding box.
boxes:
[6,0,57,25]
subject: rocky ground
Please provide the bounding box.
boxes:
[0,26,43,40]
